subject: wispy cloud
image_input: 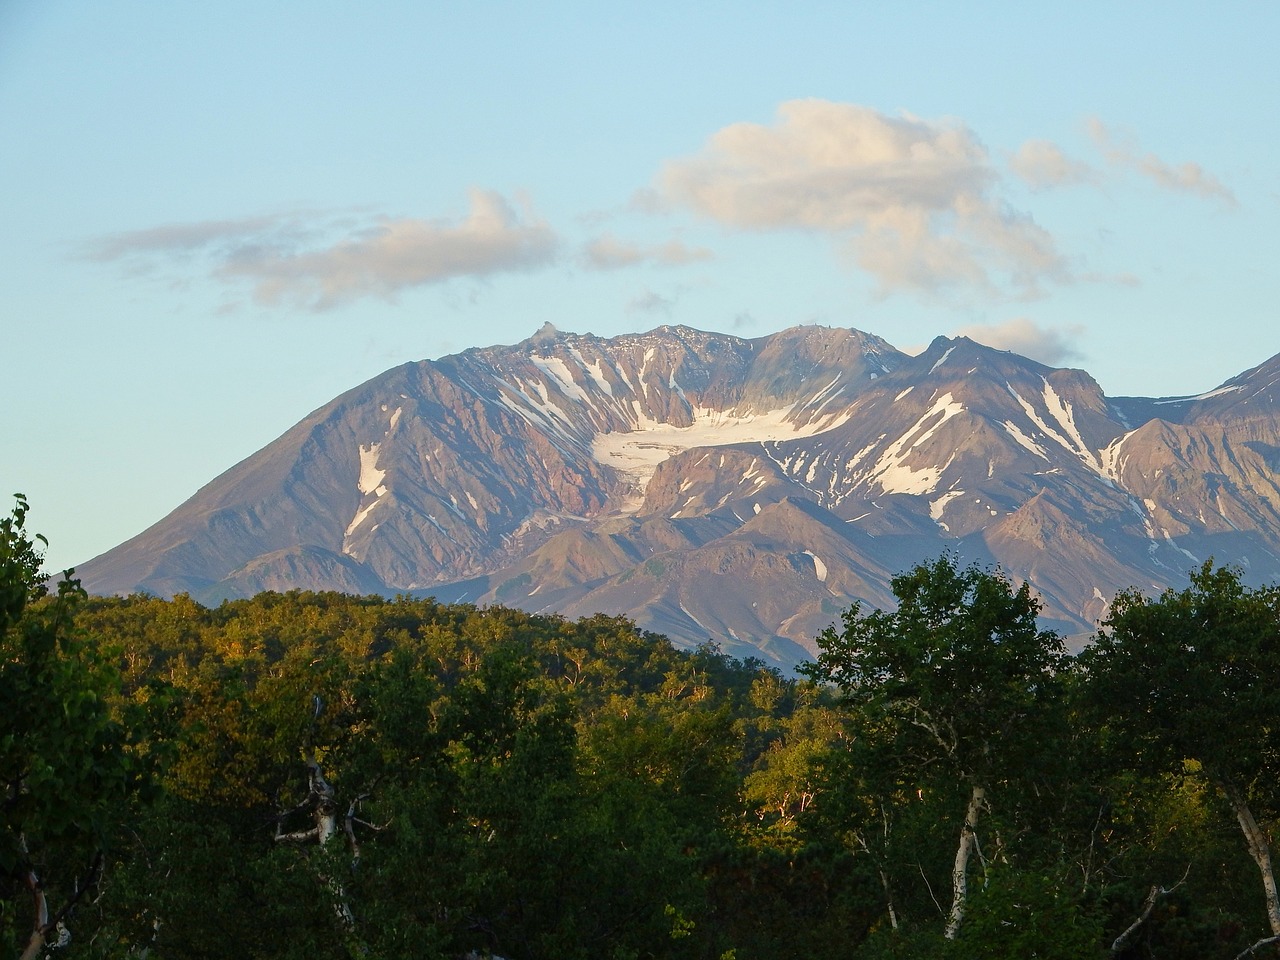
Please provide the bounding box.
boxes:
[582,233,713,270]
[1009,139,1096,189]
[87,190,560,309]
[1087,118,1235,205]
[626,289,676,316]
[952,316,1085,366]
[85,213,301,261]
[657,99,1070,301]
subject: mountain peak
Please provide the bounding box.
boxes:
[528,321,562,347]
[72,324,1280,669]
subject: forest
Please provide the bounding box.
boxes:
[6,492,1280,960]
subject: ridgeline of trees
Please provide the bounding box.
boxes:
[6,494,1280,959]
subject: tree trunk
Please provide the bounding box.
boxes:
[944,784,985,940]
[18,867,48,960]
[1222,779,1280,937]
[879,868,899,931]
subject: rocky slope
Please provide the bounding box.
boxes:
[75,323,1280,668]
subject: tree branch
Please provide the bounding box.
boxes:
[1110,866,1191,956]
[1235,934,1280,960]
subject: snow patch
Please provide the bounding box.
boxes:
[1163,530,1199,564]
[929,346,956,375]
[929,490,966,530]
[865,392,964,495]
[1138,499,1159,539]
[1002,421,1048,460]
[668,371,688,404]
[1154,384,1243,404]
[1100,432,1134,483]
[593,403,851,513]
[803,550,828,582]
[1007,382,1101,474]
[498,380,575,440]
[344,497,384,540]
[357,443,386,495]
[678,601,710,633]
[584,359,614,396]
[1041,381,1100,471]
[529,355,590,403]
[799,376,845,414]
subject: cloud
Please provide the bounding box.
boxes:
[582,234,713,270]
[87,191,560,309]
[1086,119,1235,205]
[657,99,1068,300]
[84,214,296,260]
[952,317,1085,366]
[626,289,676,316]
[1009,140,1095,189]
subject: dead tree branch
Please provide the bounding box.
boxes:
[1110,865,1191,956]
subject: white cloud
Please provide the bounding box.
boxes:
[952,317,1085,366]
[223,191,558,308]
[1009,139,1095,189]
[657,99,1068,299]
[87,191,560,309]
[582,234,712,270]
[1087,118,1235,205]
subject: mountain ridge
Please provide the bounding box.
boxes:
[76,323,1280,668]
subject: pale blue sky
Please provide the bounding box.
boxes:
[3,1,1276,573]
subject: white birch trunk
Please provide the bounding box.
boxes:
[18,867,49,960]
[1223,779,1280,937]
[879,868,899,931]
[944,784,985,940]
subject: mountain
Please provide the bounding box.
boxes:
[75,323,1280,669]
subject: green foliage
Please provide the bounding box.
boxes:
[1083,561,1280,782]
[17,503,1280,960]
[1081,561,1280,954]
[952,867,1107,959]
[853,867,1108,960]
[804,553,1066,783]
[0,495,162,955]
[802,555,1072,943]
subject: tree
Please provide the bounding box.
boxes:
[1083,562,1280,951]
[803,555,1066,941]
[0,495,156,958]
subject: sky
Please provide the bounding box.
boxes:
[2,1,1277,573]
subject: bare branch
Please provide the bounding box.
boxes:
[917,862,945,919]
[343,810,362,866]
[45,852,103,935]
[1111,884,1162,956]
[1111,866,1191,956]
[1235,934,1280,960]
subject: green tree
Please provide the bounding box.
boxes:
[0,495,156,958]
[803,555,1068,943]
[1083,562,1280,952]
